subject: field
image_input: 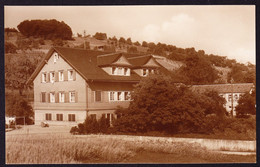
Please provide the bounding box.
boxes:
[5,126,256,164]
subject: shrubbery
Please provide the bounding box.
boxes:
[70,115,113,135]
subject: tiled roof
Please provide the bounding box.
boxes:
[127,55,152,67]
[191,83,254,94]
[97,53,122,66]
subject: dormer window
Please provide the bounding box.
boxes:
[54,53,59,63]
[142,69,148,76]
[111,67,130,76]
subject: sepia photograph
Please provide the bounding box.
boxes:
[4,4,256,164]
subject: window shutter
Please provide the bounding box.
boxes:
[91,91,94,102]
[101,91,105,102]
[47,93,50,103]
[41,73,43,83]
[46,73,50,82]
[75,91,78,103]
[55,92,59,103]
[55,72,59,82]
[73,70,76,81]
[64,70,68,81]
[40,93,42,102]
[65,92,69,103]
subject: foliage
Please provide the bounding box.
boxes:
[113,74,225,134]
[119,37,126,43]
[5,27,18,33]
[133,41,141,46]
[52,38,66,46]
[126,38,132,45]
[127,46,138,53]
[5,53,44,93]
[142,41,148,47]
[179,52,219,84]
[17,19,73,40]
[5,93,34,125]
[71,115,111,134]
[227,64,255,83]
[93,32,107,40]
[5,42,17,53]
[236,90,256,117]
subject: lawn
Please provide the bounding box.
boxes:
[5,127,256,164]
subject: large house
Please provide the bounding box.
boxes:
[191,83,254,116]
[27,47,254,125]
[27,47,169,125]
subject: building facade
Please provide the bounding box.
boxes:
[27,47,164,125]
[28,47,254,125]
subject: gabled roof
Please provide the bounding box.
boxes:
[97,53,122,66]
[127,55,161,68]
[191,83,254,94]
[27,47,143,84]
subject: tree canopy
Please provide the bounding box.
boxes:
[114,74,226,134]
[17,19,73,40]
[235,89,256,117]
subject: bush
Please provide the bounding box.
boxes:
[70,126,79,135]
[5,42,17,53]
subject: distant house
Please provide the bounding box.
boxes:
[191,83,254,116]
[27,47,167,125]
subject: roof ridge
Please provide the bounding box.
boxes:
[127,54,151,59]
[192,83,253,87]
[97,52,122,57]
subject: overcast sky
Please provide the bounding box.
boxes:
[4,5,255,64]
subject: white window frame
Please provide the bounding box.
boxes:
[45,113,52,121]
[54,53,59,63]
[68,70,73,81]
[50,92,55,103]
[59,92,65,103]
[142,69,148,76]
[68,114,76,122]
[69,91,75,103]
[42,73,47,83]
[59,71,64,81]
[124,91,131,101]
[109,92,115,101]
[50,72,55,83]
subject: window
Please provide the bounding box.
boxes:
[124,92,131,101]
[59,71,64,81]
[50,72,55,83]
[117,67,123,75]
[151,69,154,74]
[112,67,117,75]
[50,92,55,103]
[42,73,47,83]
[59,92,65,103]
[234,94,239,101]
[117,92,123,101]
[95,91,101,102]
[54,53,59,63]
[68,114,75,122]
[45,113,52,121]
[41,92,46,102]
[228,94,232,102]
[68,70,74,80]
[109,92,115,101]
[57,114,63,121]
[69,91,75,103]
[142,69,148,76]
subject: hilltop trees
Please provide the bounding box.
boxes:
[17,19,73,40]
[93,32,107,40]
[179,52,219,84]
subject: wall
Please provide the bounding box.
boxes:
[33,51,87,125]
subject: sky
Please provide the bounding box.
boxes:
[4,5,255,64]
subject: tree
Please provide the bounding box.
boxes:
[5,94,34,125]
[133,41,141,46]
[142,41,148,47]
[127,46,138,53]
[5,42,17,53]
[114,74,222,134]
[5,27,18,33]
[17,19,73,40]
[126,38,132,45]
[179,53,219,84]
[236,90,256,117]
[119,37,126,43]
[93,32,107,40]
